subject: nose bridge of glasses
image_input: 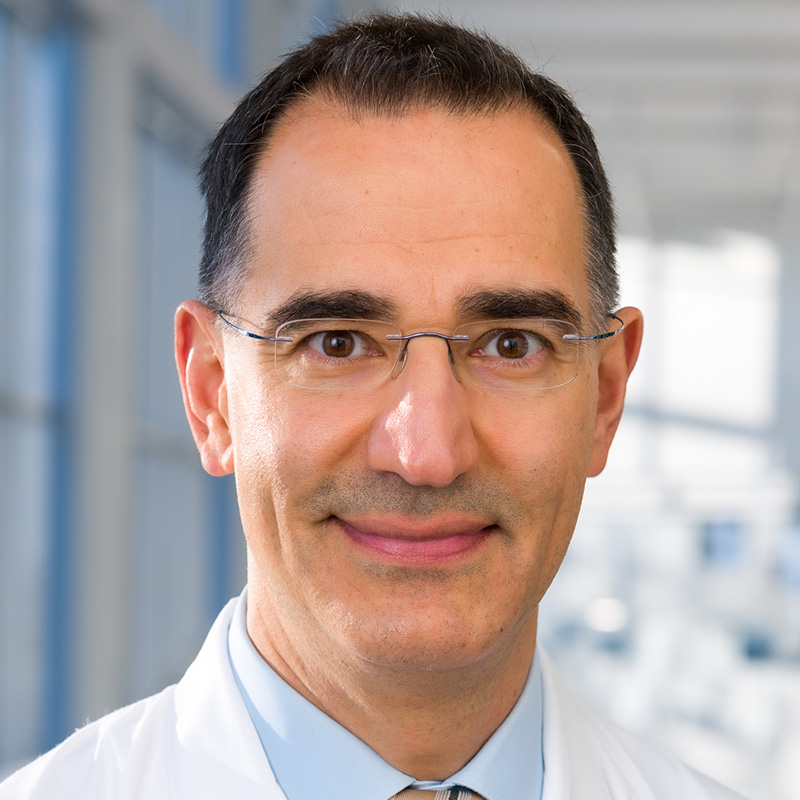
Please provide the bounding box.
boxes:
[387,331,467,382]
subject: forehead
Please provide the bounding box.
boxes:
[241,100,590,325]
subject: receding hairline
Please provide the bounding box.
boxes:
[198,14,619,323]
[235,92,594,313]
[259,85,566,133]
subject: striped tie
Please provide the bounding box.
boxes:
[391,790,480,800]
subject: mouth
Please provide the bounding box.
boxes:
[333,514,496,565]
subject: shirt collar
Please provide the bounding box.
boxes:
[228,590,544,800]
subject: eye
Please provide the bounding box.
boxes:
[306,330,378,358]
[476,329,545,359]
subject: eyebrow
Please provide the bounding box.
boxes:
[262,289,400,328]
[261,286,584,330]
[456,289,584,328]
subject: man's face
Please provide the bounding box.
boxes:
[182,102,636,677]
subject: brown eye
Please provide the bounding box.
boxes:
[305,328,379,359]
[495,331,529,359]
[321,331,355,357]
[472,328,545,360]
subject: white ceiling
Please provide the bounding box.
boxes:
[372,0,800,243]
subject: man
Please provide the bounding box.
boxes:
[1,14,746,800]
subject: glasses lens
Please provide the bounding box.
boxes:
[273,319,402,389]
[453,319,580,390]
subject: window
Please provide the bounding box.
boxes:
[0,6,77,764]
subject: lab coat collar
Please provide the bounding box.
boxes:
[171,598,283,799]
[540,647,614,800]
[166,600,714,800]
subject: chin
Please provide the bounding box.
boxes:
[330,602,532,674]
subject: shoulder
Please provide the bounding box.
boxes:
[539,648,748,800]
[0,597,274,800]
[0,688,178,800]
[573,699,745,799]
[0,600,241,800]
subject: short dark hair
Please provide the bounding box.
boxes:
[198,13,619,322]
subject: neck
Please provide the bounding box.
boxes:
[246,598,538,780]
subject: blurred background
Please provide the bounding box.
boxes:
[0,0,798,797]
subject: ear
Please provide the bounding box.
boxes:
[175,300,234,476]
[587,306,644,477]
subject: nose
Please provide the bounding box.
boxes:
[366,336,479,487]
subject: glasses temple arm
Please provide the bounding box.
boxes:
[562,312,625,341]
[216,310,292,342]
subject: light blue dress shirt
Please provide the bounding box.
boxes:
[228,591,544,800]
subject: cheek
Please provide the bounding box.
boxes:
[479,389,596,481]
[228,376,372,510]
[229,385,283,492]
[477,393,595,577]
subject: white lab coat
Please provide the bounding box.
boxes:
[0,598,746,799]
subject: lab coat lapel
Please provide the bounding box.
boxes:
[540,647,615,800]
[169,599,287,800]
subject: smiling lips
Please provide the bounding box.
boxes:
[335,515,494,565]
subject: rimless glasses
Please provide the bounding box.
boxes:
[216,311,625,391]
